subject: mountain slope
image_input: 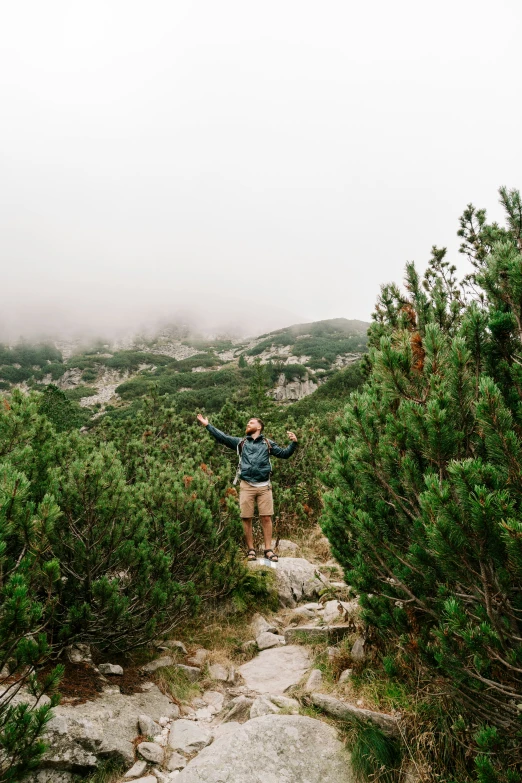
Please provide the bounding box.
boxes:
[0,317,370,420]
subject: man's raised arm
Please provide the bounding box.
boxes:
[268,431,298,459]
[197,414,241,450]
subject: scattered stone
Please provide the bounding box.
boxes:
[65,643,92,664]
[284,624,352,644]
[124,760,148,778]
[241,640,257,653]
[238,644,310,695]
[303,602,322,611]
[194,707,213,721]
[250,613,278,636]
[351,636,365,662]
[168,719,212,754]
[139,714,161,737]
[98,663,123,676]
[172,664,201,682]
[141,656,174,674]
[305,669,323,693]
[322,600,345,624]
[174,715,352,782]
[310,693,400,736]
[167,752,187,771]
[141,682,156,691]
[222,695,253,723]
[201,690,224,713]
[339,669,353,684]
[186,648,209,667]
[130,777,157,783]
[269,694,299,713]
[159,716,170,726]
[137,741,164,764]
[208,663,233,682]
[255,631,285,650]
[250,696,280,718]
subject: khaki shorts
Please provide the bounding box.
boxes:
[239,480,274,518]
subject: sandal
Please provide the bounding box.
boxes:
[264,549,279,562]
[247,549,257,561]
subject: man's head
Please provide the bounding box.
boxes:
[245,417,264,436]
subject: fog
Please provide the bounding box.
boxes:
[1,0,521,342]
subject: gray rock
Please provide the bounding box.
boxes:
[310,693,400,736]
[238,644,310,695]
[284,624,352,644]
[186,648,209,667]
[129,777,157,783]
[137,741,164,764]
[305,669,323,693]
[211,721,241,740]
[222,695,253,722]
[250,613,277,636]
[241,640,257,653]
[38,682,178,770]
[201,690,224,713]
[339,669,353,684]
[250,696,280,718]
[255,631,285,650]
[139,714,161,737]
[208,663,234,682]
[140,656,174,674]
[274,557,324,607]
[351,637,365,662]
[124,760,148,778]
[269,694,299,713]
[168,719,212,753]
[175,715,353,782]
[152,770,172,783]
[65,643,92,664]
[172,664,201,681]
[25,772,75,783]
[98,663,123,676]
[167,751,187,771]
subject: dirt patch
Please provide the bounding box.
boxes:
[38,660,104,705]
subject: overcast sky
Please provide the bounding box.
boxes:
[1,0,521,340]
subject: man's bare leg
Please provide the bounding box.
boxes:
[260,515,273,551]
[242,518,254,552]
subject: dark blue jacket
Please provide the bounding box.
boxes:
[206,424,297,483]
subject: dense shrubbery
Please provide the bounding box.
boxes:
[323,188,522,782]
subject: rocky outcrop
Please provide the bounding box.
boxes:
[270,373,318,402]
[175,715,354,783]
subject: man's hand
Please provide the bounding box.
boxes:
[197,414,209,427]
[287,431,297,442]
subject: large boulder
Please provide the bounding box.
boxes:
[274,558,324,607]
[175,714,353,783]
[238,645,310,694]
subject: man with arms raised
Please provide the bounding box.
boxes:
[197,414,298,562]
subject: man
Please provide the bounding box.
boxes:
[197,414,298,562]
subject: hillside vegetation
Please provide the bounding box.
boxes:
[2,189,522,783]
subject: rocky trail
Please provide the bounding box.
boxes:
[26,541,403,783]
